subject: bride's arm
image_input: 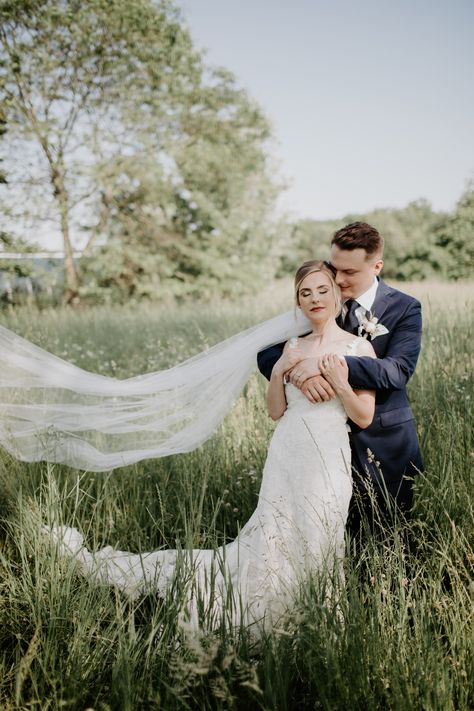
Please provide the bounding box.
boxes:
[320,349,376,429]
[266,343,305,421]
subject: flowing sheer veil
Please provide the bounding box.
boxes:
[0,309,311,471]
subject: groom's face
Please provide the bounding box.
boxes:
[329,246,383,301]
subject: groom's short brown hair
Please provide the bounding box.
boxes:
[331,222,384,258]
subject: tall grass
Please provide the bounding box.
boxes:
[0,281,473,710]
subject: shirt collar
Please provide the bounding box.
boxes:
[352,277,379,311]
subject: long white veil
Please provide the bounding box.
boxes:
[0,309,311,471]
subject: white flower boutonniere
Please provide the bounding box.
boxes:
[355,306,389,340]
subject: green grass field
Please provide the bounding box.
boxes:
[0,280,473,710]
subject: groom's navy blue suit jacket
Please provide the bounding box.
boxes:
[257,279,423,508]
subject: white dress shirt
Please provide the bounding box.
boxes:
[342,277,379,319]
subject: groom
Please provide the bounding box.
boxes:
[257,222,423,536]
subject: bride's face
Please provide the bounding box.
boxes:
[297,271,337,322]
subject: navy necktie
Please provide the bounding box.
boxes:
[343,299,360,334]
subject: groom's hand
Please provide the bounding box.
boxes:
[300,375,336,403]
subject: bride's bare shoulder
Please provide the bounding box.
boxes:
[349,337,376,357]
[290,333,313,349]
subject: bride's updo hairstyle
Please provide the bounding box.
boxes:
[294,260,342,317]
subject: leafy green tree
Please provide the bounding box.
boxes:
[0,0,200,301]
[1,0,281,304]
[435,183,474,280]
[83,66,281,302]
[276,218,340,277]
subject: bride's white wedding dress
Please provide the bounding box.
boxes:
[53,342,359,635]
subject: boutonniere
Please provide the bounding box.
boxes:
[355,306,389,340]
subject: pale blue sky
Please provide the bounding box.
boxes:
[178,0,474,220]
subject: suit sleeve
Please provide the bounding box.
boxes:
[345,299,422,390]
[257,342,286,381]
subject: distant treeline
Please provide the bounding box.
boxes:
[1,185,473,307]
[280,188,474,283]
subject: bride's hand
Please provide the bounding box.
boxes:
[273,347,305,378]
[318,354,349,393]
[287,357,321,387]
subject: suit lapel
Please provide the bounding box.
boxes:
[369,279,393,323]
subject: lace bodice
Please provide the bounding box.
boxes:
[285,383,347,421]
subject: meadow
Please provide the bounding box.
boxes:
[0,280,473,710]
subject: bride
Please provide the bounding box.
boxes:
[50,260,376,634]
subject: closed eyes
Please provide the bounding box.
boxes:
[300,288,329,296]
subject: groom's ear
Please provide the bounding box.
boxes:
[373,259,384,276]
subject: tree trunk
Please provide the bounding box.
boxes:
[50,164,80,304]
[81,184,113,258]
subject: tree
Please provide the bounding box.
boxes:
[435,182,474,280]
[0,0,282,303]
[0,0,201,301]
[82,66,281,302]
[276,218,340,277]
